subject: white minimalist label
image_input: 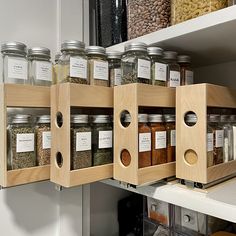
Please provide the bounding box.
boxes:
[98,130,112,149]
[215,130,224,147]
[35,61,52,81]
[185,70,194,85]
[94,61,108,80]
[224,137,229,162]
[207,133,213,152]
[114,68,121,85]
[76,132,91,151]
[70,57,87,79]
[139,132,151,152]
[155,131,167,149]
[137,59,151,80]
[155,63,167,81]
[8,58,27,80]
[16,133,35,153]
[171,130,176,147]
[42,131,51,149]
[169,71,180,87]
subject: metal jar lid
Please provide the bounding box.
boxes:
[37,115,51,124]
[12,114,31,124]
[71,115,89,124]
[148,114,163,123]
[208,114,220,123]
[61,40,85,52]
[124,114,131,123]
[55,52,61,62]
[1,41,27,55]
[86,46,106,56]
[164,114,175,122]
[28,47,51,59]
[138,114,148,123]
[220,115,230,123]
[124,42,147,52]
[186,114,197,123]
[163,51,178,61]
[177,55,191,63]
[106,51,122,59]
[92,115,110,123]
[147,47,163,57]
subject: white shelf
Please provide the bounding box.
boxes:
[101,178,236,223]
[107,6,236,67]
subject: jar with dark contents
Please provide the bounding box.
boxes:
[92,115,113,166]
[53,52,61,84]
[178,55,193,85]
[121,42,151,84]
[147,47,167,86]
[149,114,167,165]
[71,115,92,170]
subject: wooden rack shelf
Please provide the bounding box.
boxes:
[0,84,50,187]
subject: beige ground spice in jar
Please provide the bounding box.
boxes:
[53,53,61,84]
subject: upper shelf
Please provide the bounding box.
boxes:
[107,6,236,68]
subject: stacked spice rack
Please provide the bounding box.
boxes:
[114,83,176,186]
[50,83,113,187]
[0,84,50,187]
[176,83,236,187]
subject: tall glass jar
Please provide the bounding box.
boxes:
[71,115,92,170]
[36,115,51,166]
[178,55,193,86]
[58,40,88,84]
[86,46,109,87]
[53,53,61,84]
[121,42,151,84]
[230,115,236,161]
[7,114,36,170]
[147,47,167,87]
[107,51,122,87]
[28,47,52,86]
[228,0,236,5]
[92,115,113,166]
[163,51,180,88]
[1,42,28,84]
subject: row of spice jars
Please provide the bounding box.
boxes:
[121,113,176,168]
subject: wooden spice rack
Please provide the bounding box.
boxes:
[176,83,236,185]
[114,83,176,186]
[50,83,113,187]
[0,84,50,187]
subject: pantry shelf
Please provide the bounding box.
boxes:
[107,5,236,67]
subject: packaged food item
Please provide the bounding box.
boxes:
[178,55,193,85]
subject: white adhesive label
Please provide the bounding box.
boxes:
[70,57,87,79]
[16,133,34,153]
[35,61,52,81]
[155,62,167,81]
[98,130,112,149]
[207,133,213,152]
[155,131,167,149]
[139,132,151,152]
[224,137,229,162]
[169,71,180,87]
[137,59,151,80]
[94,61,108,80]
[8,58,27,80]
[114,68,121,85]
[215,130,224,148]
[185,70,194,85]
[171,130,176,147]
[76,132,91,151]
[42,131,51,149]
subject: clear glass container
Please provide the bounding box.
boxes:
[36,115,51,166]
[28,47,52,86]
[58,40,88,84]
[107,51,122,87]
[230,115,236,162]
[147,47,167,86]
[53,52,61,85]
[92,115,113,166]
[127,0,171,40]
[1,41,28,84]
[121,42,151,84]
[7,114,36,170]
[71,115,92,170]
[228,0,236,5]
[163,51,180,88]
[178,55,194,85]
[86,46,109,87]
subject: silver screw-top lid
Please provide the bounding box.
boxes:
[106,51,122,59]
[138,114,148,123]
[1,41,27,55]
[12,114,31,124]
[124,114,131,123]
[208,114,220,123]
[55,52,61,62]
[28,47,51,59]
[37,115,51,124]
[148,114,163,123]
[186,114,197,123]
[92,115,110,123]
[86,46,106,56]
[147,47,163,56]
[124,42,147,52]
[71,115,89,124]
[164,114,175,122]
[177,55,191,63]
[61,40,85,52]
[163,51,178,61]
[220,115,230,123]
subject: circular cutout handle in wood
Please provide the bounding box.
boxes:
[120,149,131,167]
[184,149,198,165]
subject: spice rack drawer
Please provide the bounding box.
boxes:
[50,83,113,187]
[0,84,50,187]
[176,83,236,185]
[114,83,176,186]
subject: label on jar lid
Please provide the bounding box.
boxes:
[138,59,151,80]
[215,130,223,148]
[155,63,167,82]
[207,133,213,152]
[139,132,151,152]
[114,68,121,85]
[155,131,167,149]
[8,58,28,80]
[171,130,176,147]
[16,133,35,153]
[70,57,87,79]
[93,61,108,81]
[76,131,91,151]
[185,70,194,85]
[35,61,52,81]
[169,71,180,87]
[42,131,51,149]
[98,130,112,149]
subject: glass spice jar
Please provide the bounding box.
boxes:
[163,51,180,88]
[230,115,236,161]
[36,115,51,166]
[58,40,88,84]
[178,55,193,86]
[7,114,36,170]
[147,47,167,86]
[228,0,236,5]
[149,114,167,165]
[121,42,151,84]
[107,51,122,87]
[165,114,176,162]
[1,41,28,84]
[52,52,61,84]
[92,115,113,166]
[28,47,52,86]
[86,46,109,87]
[71,115,92,170]
[138,114,151,168]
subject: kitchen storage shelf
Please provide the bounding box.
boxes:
[0,84,50,187]
[114,83,176,186]
[50,83,113,187]
[176,83,236,185]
